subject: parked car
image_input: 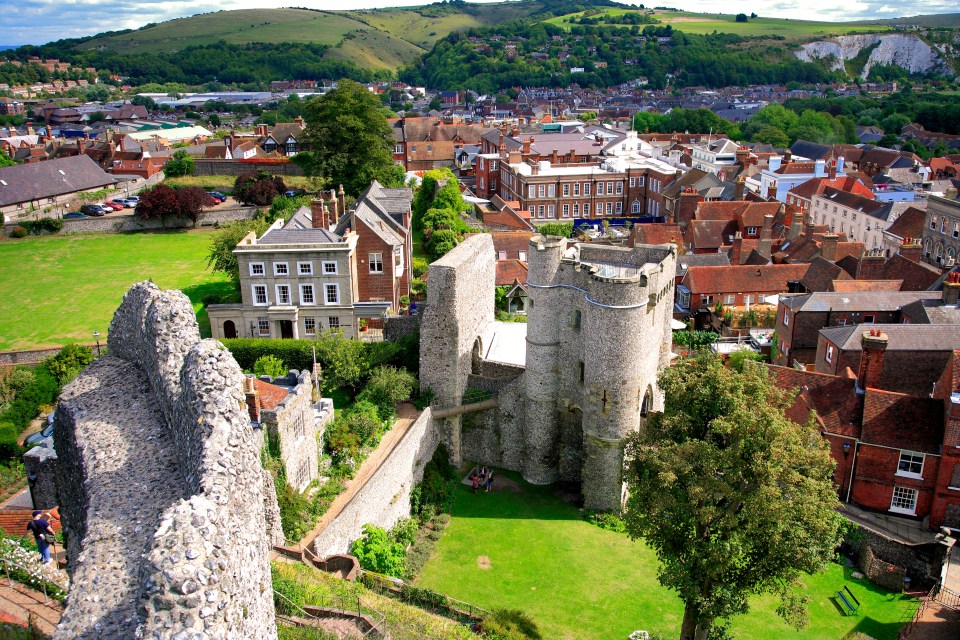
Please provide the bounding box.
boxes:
[118,197,138,206]
[107,199,130,209]
[79,204,108,216]
[24,423,53,448]
[284,189,306,197]
[63,211,87,219]
[102,201,124,211]
[206,192,224,204]
[126,195,140,204]
[208,191,227,201]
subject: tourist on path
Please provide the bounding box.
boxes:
[485,471,494,493]
[26,510,55,564]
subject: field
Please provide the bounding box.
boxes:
[163,175,318,193]
[416,474,919,640]
[545,9,891,38]
[0,229,232,351]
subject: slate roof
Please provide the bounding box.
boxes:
[770,365,862,438]
[900,298,960,325]
[861,389,943,453]
[0,154,116,207]
[800,257,851,292]
[675,252,730,278]
[819,323,960,352]
[333,180,412,247]
[779,290,940,312]
[790,140,832,161]
[259,226,342,244]
[688,219,738,250]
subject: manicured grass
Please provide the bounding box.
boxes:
[416,474,918,640]
[164,175,317,193]
[545,10,890,38]
[0,229,233,351]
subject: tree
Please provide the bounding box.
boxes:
[164,149,194,177]
[624,354,841,640]
[253,355,287,378]
[735,13,748,22]
[298,79,397,196]
[135,184,181,225]
[207,218,268,287]
[233,170,286,206]
[175,186,213,226]
[130,94,156,111]
[357,365,417,420]
[0,149,14,167]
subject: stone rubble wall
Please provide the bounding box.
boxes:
[53,281,277,640]
[311,409,438,558]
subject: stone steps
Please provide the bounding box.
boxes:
[54,357,187,638]
[0,580,63,635]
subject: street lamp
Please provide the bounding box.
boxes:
[93,331,101,356]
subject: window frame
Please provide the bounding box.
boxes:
[300,284,316,306]
[322,261,338,275]
[369,252,384,274]
[328,316,340,329]
[297,261,313,276]
[273,262,289,276]
[304,317,316,336]
[275,284,291,306]
[324,283,340,306]
[252,284,269,306]
[896,451,924,479]
[257,318,271,337]
[249,262,265,277]
[889,485,918,515]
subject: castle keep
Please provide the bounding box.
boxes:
[421,233,676,510]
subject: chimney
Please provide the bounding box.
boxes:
[311,199,329,229]
[337,184,345,216]
[814,159,826,177]
[734,175,745,201]
[244,376,261,423]
[821,233,839,262]
[735,145,750,166]
[677,187,703,229]
[225,135,233,150]
[256,124,267,137]
[758,214,774,260]
[294,116,304,127]
[552,148,558,164]
[805,222,816,240]
[788,211,805,241]
[944,271,960,306]
[856,250,886,280]
[326,190,339,223]
[783,150,792,164]
[899,238,922,264]
[508,149,522,165]
[768,156,782,172]
[766,183,777,200]
[828,159,837,180]
[570,148,577,163]
[857,329,889,392]
[522,137,531,154]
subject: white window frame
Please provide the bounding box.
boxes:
[562,204,570,218]
[537,205,545,218]
[597,182,605,196]
[300,284,316,306]
[574,183,581,196]
[547,204,555,218]
[538,184,545,198]
[519,251,526,262]
[498,251,507,260]
[322,261,338,275]
[304,317,316,336]
[257,318,270,337]
[615,201,622,214]
[889,485,918,515]
[252,284,269,306]
[825,344,834,363]
[528,184,536,198]
[583,183,591,196]
[249,262,265,277]
[629,177,636,187]
[275,284,291,306]
[563,183,570,196]
[324,283,340,305]
[297,261,313,276]
[273,262,289,276]
[369,252,384,273]
[783,309,790,326]
[725,295,735,305]
[637,176,645,187]
[608,181,615,195]
[573,204,580,216]
[584,203,591,216]
[548,184,555,197]
[606,202,613,215]
[896,451,924,480]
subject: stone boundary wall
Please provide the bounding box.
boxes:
[848,525,949,586]
[3,206,256,236]
[858,544,907,592]
[0,344,98,366]
[310,409,439,557]
[194,159,304,177]
[383,315,420,342]
[54,282,277,639]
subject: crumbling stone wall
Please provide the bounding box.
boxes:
[53,281,278,640]
[260,370,328,493]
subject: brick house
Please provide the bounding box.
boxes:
[333,181,414,316]
[676,263,809,314]
[773,290,942,367]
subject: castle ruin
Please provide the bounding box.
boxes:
[421,233,676,510]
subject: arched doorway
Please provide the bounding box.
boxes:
[639,386,653,417]
[223,320,237,339]
[471,337,483,375]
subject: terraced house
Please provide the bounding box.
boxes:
[921,189,960,268]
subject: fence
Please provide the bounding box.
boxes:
[0,553,65,605]
[358,569,490,623]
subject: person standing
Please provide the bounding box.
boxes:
[26,511,55,564]
[472,475,480,494]
[485,471,494,493]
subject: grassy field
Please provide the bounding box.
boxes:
[163,175,318,193]
[0,229,233,351]
[416,474,918,640]
[324,29,426,72]
[545,9,891,38]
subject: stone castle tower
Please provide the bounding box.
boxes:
[421,234,676,511]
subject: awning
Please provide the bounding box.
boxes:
[352,302,391,318]
[670,318,688,330]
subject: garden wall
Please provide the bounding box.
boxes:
[3,206,256,236]
[194,159,304,176]
[310,408,439,558]
[847,525,951,586]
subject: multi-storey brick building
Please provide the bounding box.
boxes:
[811,187,912,251]
[921,190,960,268]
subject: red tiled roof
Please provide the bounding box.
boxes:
[253,378,288,411]
[0,506,61,537]
[694,201,745,221]
[769,365,862,438]
[831,280,902,292]
[689,219,738,250]
[738,202,781,228]
[884,206,927,241]
[682,263,809,295]
[632,223,682,246]
[861,389,943,453]
[788,176,873,201]
[490,232,534,258]
[496,259,528,286]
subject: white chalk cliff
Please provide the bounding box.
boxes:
[796,34,951,80]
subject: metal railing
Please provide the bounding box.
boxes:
[357,568,491,623]
[897,585,937,640]
[937,586,960,611]
[0,554,59,606]
[274,588,385,637]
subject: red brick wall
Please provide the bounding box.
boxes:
[850,444,938,519]
[930,449,960,528]
[355,221,398,310]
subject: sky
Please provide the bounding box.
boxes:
[1,0,958,47]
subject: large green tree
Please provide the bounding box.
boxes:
[297,79,398,196]
[624,354,841,640]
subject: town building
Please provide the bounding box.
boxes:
[0,155,117,221]
[811,187,914,251]
[757,155,846,203]
[921,190,960,268]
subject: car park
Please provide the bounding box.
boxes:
[79,204,108,216]
[102,201,124,211]
[117,197,137,207]
[126,195,140,204]
[63,211,88,219]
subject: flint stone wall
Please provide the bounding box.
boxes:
[311,409,438,557]
[53,281,277,640]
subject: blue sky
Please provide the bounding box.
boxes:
[2,0,957,47]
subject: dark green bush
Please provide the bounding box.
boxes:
[481,609,543,640]
[23,218,64,234]
[411,444,458,520]
[0,367,58,432]
[9,226,28,238]
[357,365,416,420]
[536,222,573,238]
[43,343,94,385]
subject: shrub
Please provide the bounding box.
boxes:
[583,510,627,533]
[536,221,573,238]
[412,257,429,279]
[253,354,287,378]
[357,365,416,420]
[411,444,458,520]
[480,609,543,640]
[23,218,63,235]
[427,229,459,260]
[727,349,765,372]
[234,170,286,206]
[350,523,407,577]
[389,517,418,547]
[9,226,28,238]
[43,343,94,385]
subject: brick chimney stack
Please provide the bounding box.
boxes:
[899,237,922,264]
[828,159,837,180]
[522,137,531,155]
[758,214,774,260]
[788,211,805,241]
[244,376,261,423]
[857,250,887,280]
[821,233,839,262]
[337,184,346,216]
[734,175,745,201]
[857,329,889,392]
[944,271,960,306]
[676,187,703,229]
[310,199,329,229]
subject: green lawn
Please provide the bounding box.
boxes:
[0,229,233,351]
[416,474,918,640]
